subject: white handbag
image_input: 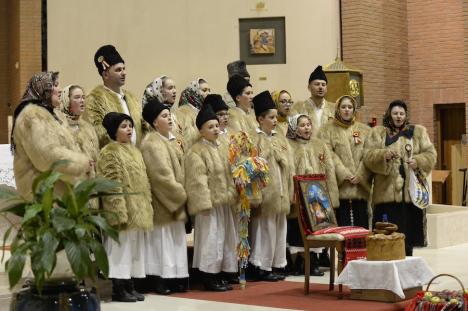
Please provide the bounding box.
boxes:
[405,141,430,209]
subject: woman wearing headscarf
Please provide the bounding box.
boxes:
[173,78,211,148]
[271,90,293,137]
[11,72,92,199]
[61,85,99,174]
[142,76,183,139]
[318,95,371,228]
[286,114,339,276]
[364,100,436,256]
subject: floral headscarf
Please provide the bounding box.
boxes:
[142,75,168,107]
[286,114,310,140]
[334,95,356,128]
[271,90,292,123]
[178,78,206,110]
[11,71,60,152]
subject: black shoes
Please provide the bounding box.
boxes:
[318,249,331,267]
[153,276,171,295]
[169,278,188,293]
[202,272,229,291]
[311,253,325,277]
[111,279,138,302]
[125,279,145,301]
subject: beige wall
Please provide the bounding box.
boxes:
[48,0,340,103]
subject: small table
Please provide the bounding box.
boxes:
[337,257,434,301]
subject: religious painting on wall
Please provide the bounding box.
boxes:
[249,29,275,54]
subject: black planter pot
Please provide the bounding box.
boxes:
[10,278,100,311]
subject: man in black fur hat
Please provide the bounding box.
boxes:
[223,60,251,108]
[83,45,143,148]
[291,65,336,136]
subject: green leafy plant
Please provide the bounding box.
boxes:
[0,160,120,292]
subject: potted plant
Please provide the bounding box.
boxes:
[0,160,120,310]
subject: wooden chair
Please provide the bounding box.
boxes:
[297,212,345,295]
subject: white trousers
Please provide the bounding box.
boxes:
[193,205,238,273]
[249,213,287,271]
[145,220,189,279]
[104,230,146,279]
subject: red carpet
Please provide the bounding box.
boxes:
[172,281,411,311]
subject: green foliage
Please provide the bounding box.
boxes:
[0,161,121,293]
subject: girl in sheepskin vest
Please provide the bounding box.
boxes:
[286,114,339,277]
[97,112,153,303]
[318,95,371,228]
[140,98,189,295]
[364,100,436,256]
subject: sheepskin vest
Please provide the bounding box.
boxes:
[249,130,292,216]
[288,138,340,217]
[84,85,142,148]
[140,132,187,225]
[290,98,335,136]
[13,104,90,200]
[173,104,200,149]
[318,121,371,201]
[363,125,436,205]
[227,106,258,133]
[185,139,237,215]
[97,142,153,230]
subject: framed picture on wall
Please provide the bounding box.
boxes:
[250,29,275,54]
[239,17,286,65]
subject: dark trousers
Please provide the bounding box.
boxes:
[335,199,369,229]
[373,202,426,256]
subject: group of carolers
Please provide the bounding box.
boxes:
[11,44,436,303]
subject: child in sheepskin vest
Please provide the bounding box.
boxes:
[140,98,189,295]
[185,105,238,292]
[97,112,153,303]
[248,91,293,282]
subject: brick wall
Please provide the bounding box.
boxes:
[341,0,466,141]
[0,0,10,143]
[341,0,409,125]
[407,0,465,140]
[0,0,42,144]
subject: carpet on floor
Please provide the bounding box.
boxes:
[171,281,411,311]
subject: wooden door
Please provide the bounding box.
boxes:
[434,104,466,204]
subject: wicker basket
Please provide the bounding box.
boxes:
[405,274,468,311]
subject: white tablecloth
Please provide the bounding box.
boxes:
[337,257,435,298]
[0,144,15,188]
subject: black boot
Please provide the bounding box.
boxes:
[125,279,145,301]
[153,276,171,295]
[223,272,239,284]
[318,248,331,267]
[292,254,304,275]
[202,272,228,291]
[218,273,233,290]
[111,279,137,302]
[310,253,325,276]
[168,278,188,293]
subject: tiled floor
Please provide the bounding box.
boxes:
[100,243,468,311]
